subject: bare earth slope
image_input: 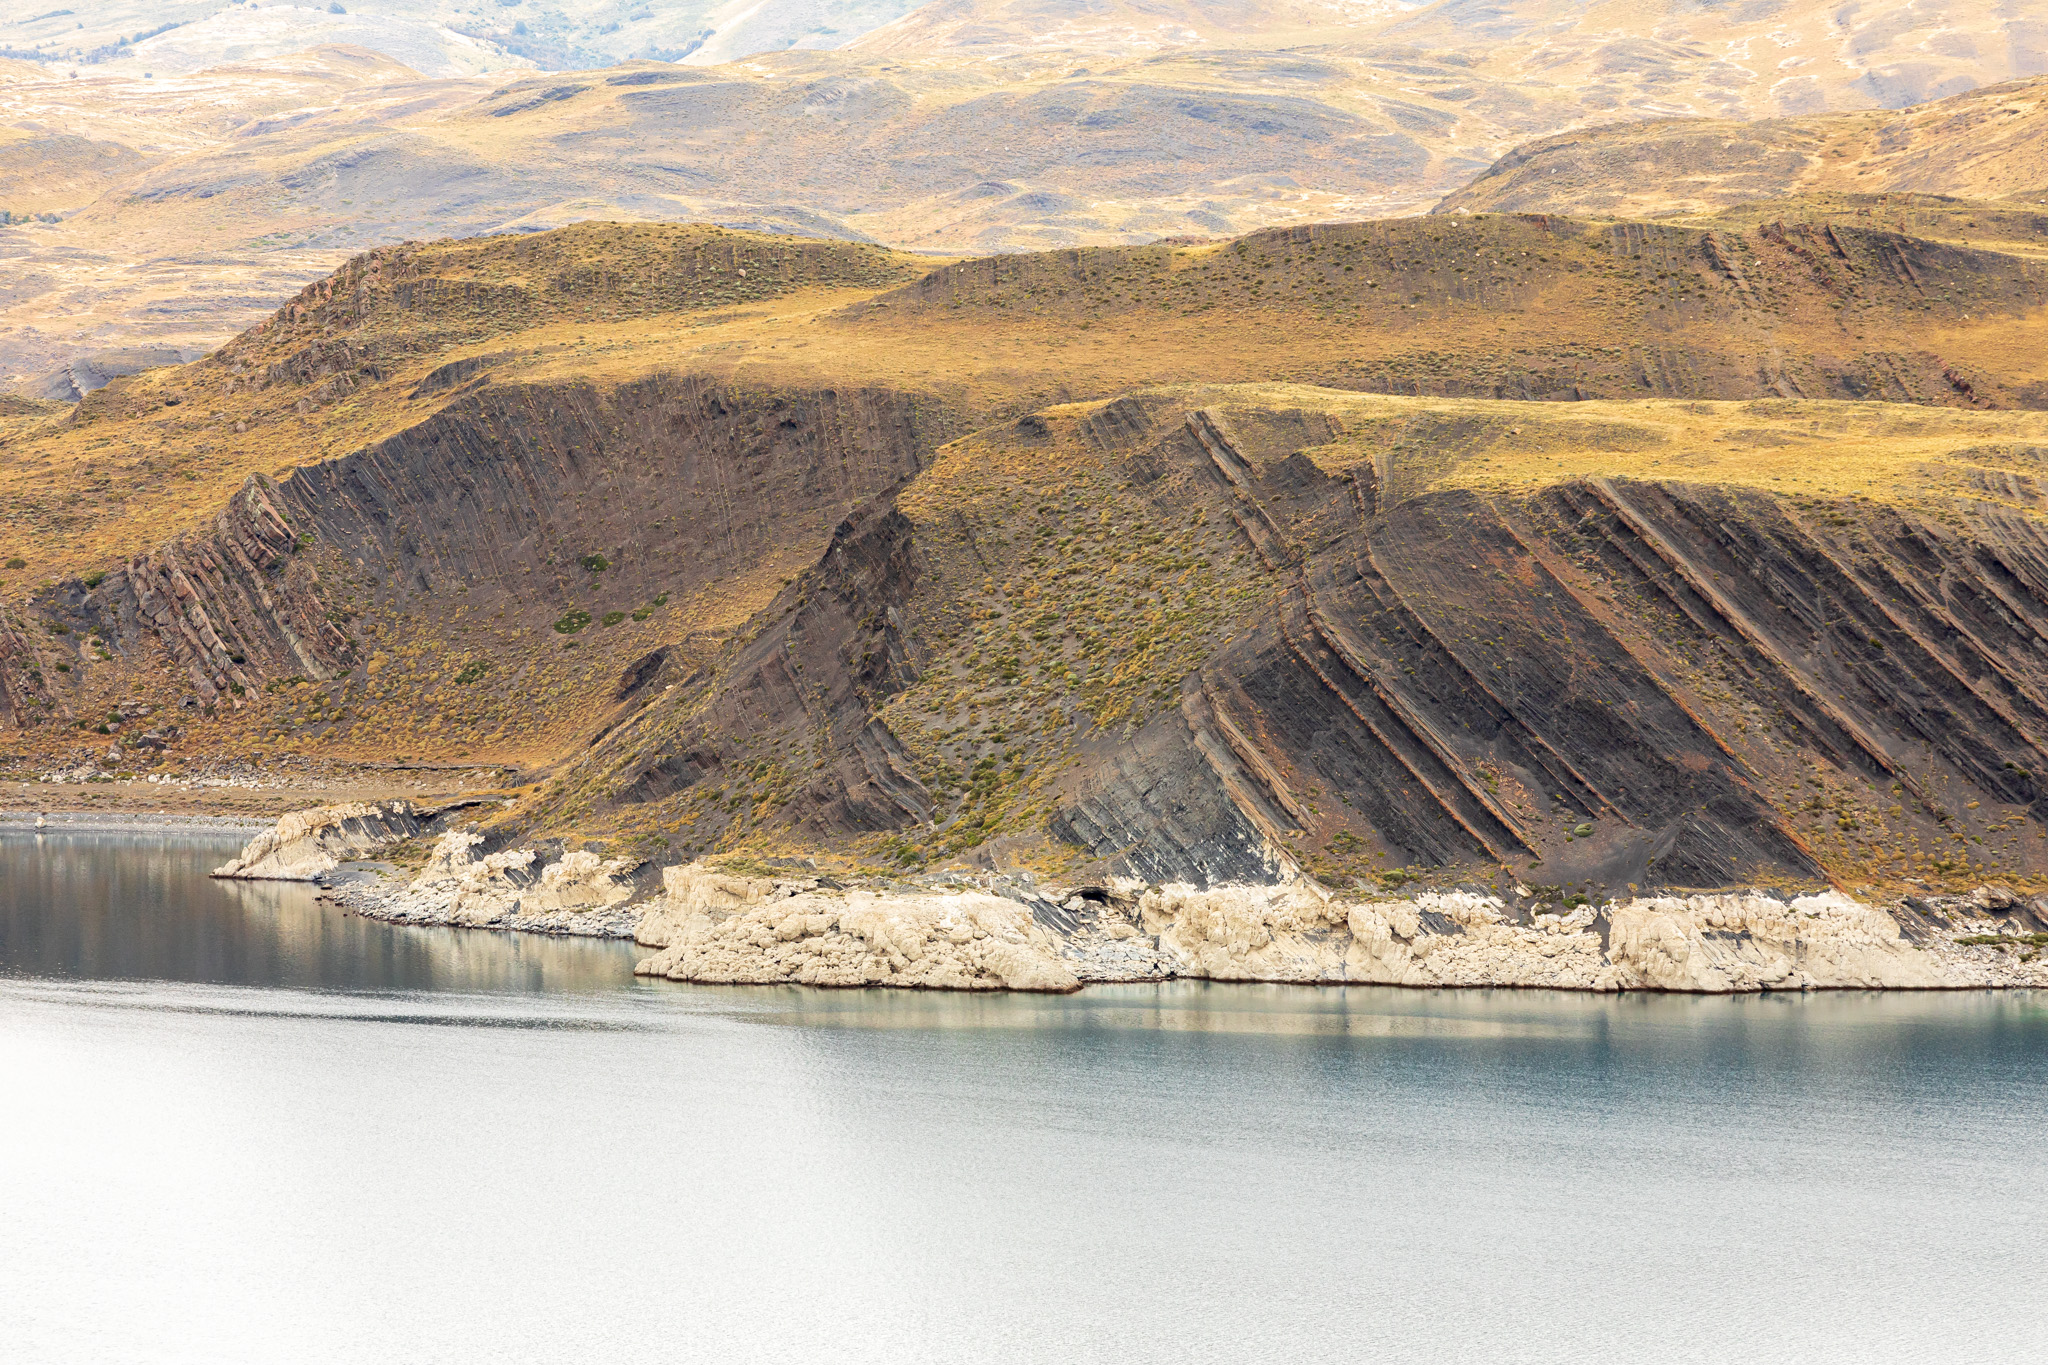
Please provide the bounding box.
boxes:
[6,201,2048,905]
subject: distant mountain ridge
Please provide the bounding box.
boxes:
[3,0,2044,384]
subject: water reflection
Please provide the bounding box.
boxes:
[0,831,639,994]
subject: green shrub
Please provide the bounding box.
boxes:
[82,571,106,589]
[579,553,610,573]
[454,660,490,684]
[4,557,23,570]
[601,611,627,627]
[553,610,592,634]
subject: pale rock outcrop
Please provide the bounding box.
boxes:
[334,831,643,935]
[633,863,1080,992]
[632,862,785,948]
[1137,882,1615,987]
[331,838,2048,990]
[1602,891,1951,991]
[1131,882,2014,992]
[1341,895,1616,989]
[409,832,638,926]
[1139,880,1348,981]
[213,800,420,880]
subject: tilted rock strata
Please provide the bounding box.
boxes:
[83,474,355,713]
[632,864,1081,992]
[213,799,421,880]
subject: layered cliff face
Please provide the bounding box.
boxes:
[5,369,943,767]
[8,213,2048,903]
[545,386,2048,902]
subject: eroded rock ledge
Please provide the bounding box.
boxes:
[229,798,2047,991]
[334,830,644,936]
[633,865,1081,992]
[621,868,2048,994]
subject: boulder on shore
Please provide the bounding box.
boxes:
[212,801,422,881]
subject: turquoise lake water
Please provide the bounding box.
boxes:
[3,831,2044,1363]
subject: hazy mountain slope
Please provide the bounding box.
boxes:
[6,1,2042,384]
[863,0,2047,117]
[0,1,924,76]
[0,48,508,385]
[0,45,1519,385]
[848,0,1421,55]
[1440,75,2048,217]
[1388,0,2046,117]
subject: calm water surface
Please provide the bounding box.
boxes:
[2,832,2044,1364]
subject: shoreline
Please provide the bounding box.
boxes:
[320,876,642,940]
[18,811,2048,996]
[324,852,2048,995]
[1,810,274,835]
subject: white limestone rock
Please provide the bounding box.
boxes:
[633,863,1080,992]
[1129,882,2015,992]
[213,801,421,881]
[1603,891,1954,991]
[405,832,638,927]
[341,845,2048,991]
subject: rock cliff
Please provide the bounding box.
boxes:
[540,386,2048,907]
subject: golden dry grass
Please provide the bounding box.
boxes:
[8,204,2048,582]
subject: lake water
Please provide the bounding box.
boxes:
[3,832,2045,1363]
